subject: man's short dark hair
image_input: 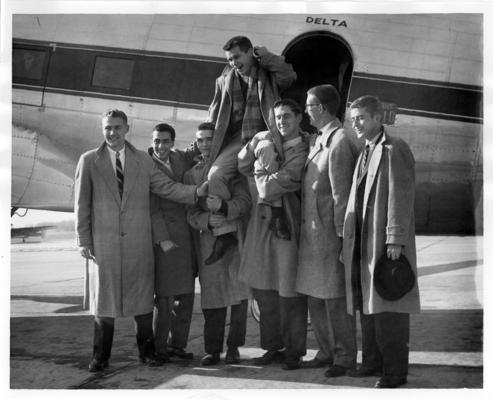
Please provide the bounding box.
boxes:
[307,84,340,116]
[102,109,128,124]
[198,122,215,132]
[223,36,253,52]
[153,123,176,141]
[273,98,303,116]
[350,95,384,118]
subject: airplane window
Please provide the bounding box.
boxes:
[13,48,46,80]
[92,56,134,90]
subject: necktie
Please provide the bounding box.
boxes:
[360,145,370,175]
[115,151,124,198]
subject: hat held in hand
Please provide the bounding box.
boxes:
[374,254,415,301]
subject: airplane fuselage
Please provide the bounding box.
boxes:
[11,14,483,234]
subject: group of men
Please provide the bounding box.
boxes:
[75,35,420,389]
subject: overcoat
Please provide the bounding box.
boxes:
[149,148,197,297]
[74,141,197,318]
[207,50,296,163]
[238,132,308,298]
[184,162,251,309]
[296,119,357,299]
[343,131,421,315]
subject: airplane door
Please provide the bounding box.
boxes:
[282,31,353,132]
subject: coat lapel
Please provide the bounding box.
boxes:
[121,142,141,210]
[362,133,386,221]
[94,143,121,206]
[305,120,341,168]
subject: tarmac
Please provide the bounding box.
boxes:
[8,232,486,395]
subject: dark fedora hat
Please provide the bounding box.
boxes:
[374,254,415,301]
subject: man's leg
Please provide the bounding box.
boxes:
[305,296,334,365]
[327,296,357,369]
[280,294,308,369]
[359,312,383,370]
[169,293,195,351]
[202,307,227,355]
[91,316,114,371]
[323,296,358,377]
[208,134,243,203]
[135,311,161,365]
[226,299,248,350]
[252,289,283,352]
[153,295,173,356]
[375,312,410,378]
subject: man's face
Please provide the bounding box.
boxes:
[350,107,382,140]
[225,46,255,77]
[152,130,174,160]
[275,105,302,141]
[305,93,324,127]
[196,129,214,158]
[102,116,128,151]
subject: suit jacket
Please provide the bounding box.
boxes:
[343,131,421,315]
[238,132,308,297]
[74,141,197,317]
[296,119,357,299]
[150,148,197,297]
[206,50,296,163]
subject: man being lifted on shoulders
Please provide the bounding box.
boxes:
[204,35,296,264]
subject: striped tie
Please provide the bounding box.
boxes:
[115,151,124,198]
[360,145,370,176]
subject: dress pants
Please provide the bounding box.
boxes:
[153,293,194,354]
[360,311,410,377]
[202,299,248,354]
[308,295,357,369]
[93,312,155,362]
[252,288,307,361]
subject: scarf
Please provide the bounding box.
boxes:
[230,65,266,142]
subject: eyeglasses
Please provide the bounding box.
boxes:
[305,103,321,109]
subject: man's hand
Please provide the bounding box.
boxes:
[208,213,226,228]
[197,181,209,197]
[206,194,223,212]
[159,240,178,253]
[79,245,95,261]
[253,46,269,59]
[386,244,403,260]
[249,131,272,152]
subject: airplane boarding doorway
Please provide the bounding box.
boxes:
[282,31,353,132]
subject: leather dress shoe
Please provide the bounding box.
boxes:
[204,234,237,265]
[225,347,240,364]
[200,353,220,366]
[375,375,407,388]
[302,358,332,368]
[88,359,109,373]
[282,358,302,370]
[324,364,348,377]
[253,350,285,366]
[168,346,194,360]
[346,365,382,377]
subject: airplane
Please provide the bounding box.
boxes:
[10,224,55,243]
[11,13,483,234]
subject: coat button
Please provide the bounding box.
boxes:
[121,232,126,237]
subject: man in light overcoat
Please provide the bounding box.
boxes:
[184,122,251,366]
[296,85,358,377]
[238,99,308,370]
[343,96,420,388]
[75,109,207,372]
